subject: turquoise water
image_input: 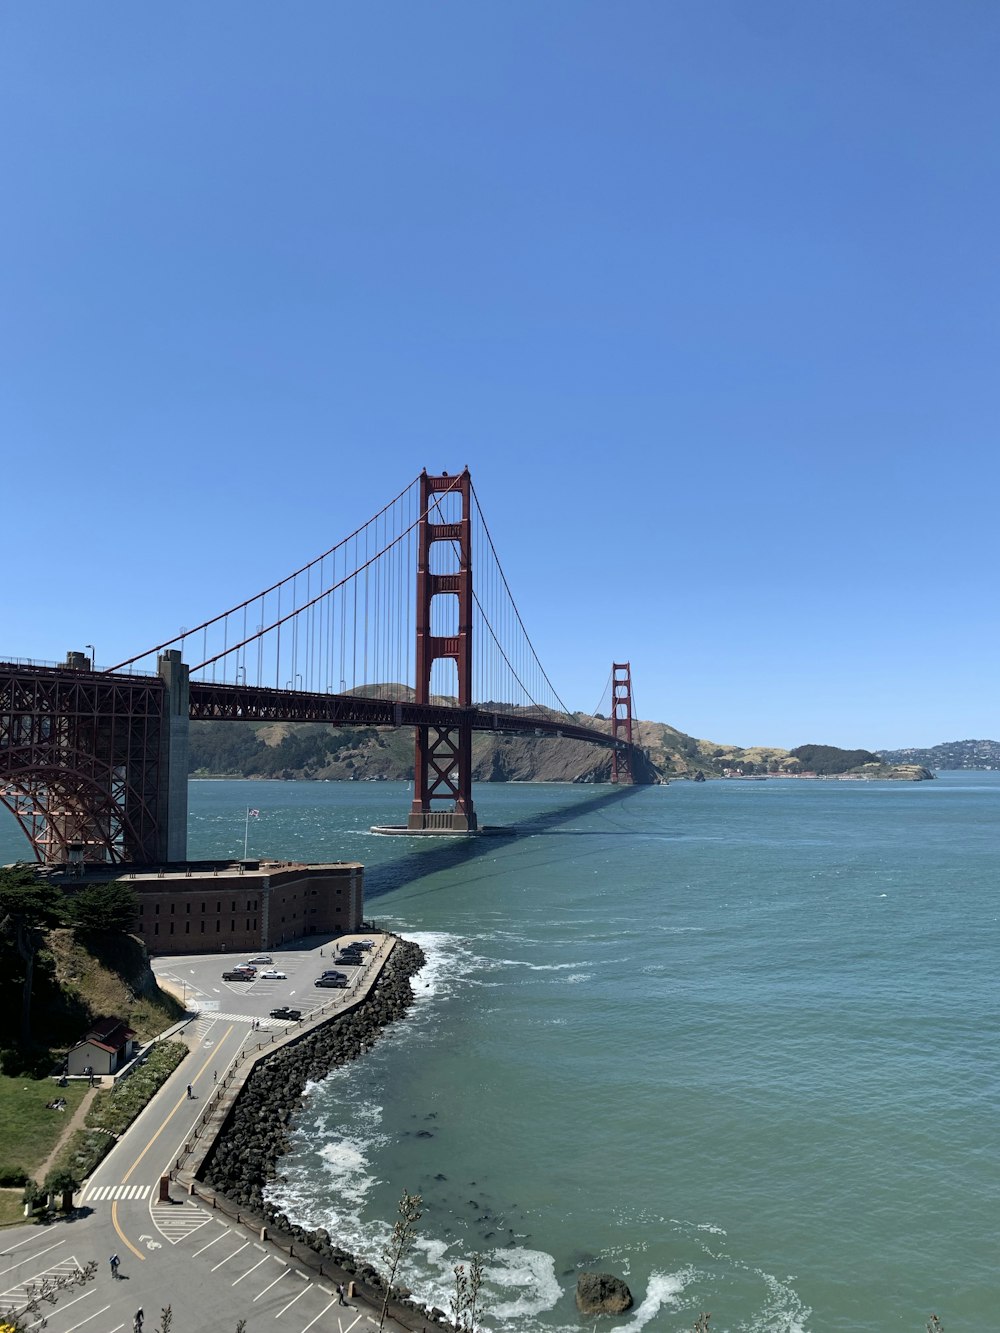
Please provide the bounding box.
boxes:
[2,774,995,1330]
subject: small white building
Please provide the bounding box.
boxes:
[66,1017,137,1077]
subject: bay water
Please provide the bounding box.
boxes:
[1,774,995,1330]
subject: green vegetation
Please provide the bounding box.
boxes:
[0,868,66,1048]
[47,1040,188,1183]
[0,860,183,1070]
[188,719,410,780]
[68,880,139,933]
[0,1079,89,1184]
[43,1166,79,1212]
[85,1040,187,1137]
[0,1187,26,1227]
[789,744,879,774]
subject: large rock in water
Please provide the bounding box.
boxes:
[576,1272,633,1315]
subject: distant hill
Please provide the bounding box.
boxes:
[188,707,930,783]
[877,739,1000,770]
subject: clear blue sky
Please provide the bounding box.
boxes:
[2,3,997,750]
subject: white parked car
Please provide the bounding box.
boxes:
[257,968,287,980]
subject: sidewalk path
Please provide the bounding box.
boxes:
[36,1085,99,1182]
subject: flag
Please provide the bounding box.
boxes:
[248,808,260,818]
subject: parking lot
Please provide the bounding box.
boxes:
[151,935,382,1026]
[0,1218,387,1333]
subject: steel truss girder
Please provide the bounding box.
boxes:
[0,663,165,863]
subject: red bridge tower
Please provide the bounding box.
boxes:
[408,469,477,833]
[611,661,635,785]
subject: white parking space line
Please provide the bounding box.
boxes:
[192,1231,228,1258]
[0,1257,80,1304]
[232,1254,269,1285]
[300,1297,337,1332]
[275,1279,313,1317]
[27,1286,95,1329]
[0,1238,66,1280]
[210,1241,249,1271]
[64,1303,111,1332]
[253,1268,290,1301]
[0,1233,62,1257]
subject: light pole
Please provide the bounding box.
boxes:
[85,644,96,672]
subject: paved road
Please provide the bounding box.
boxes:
[0,936,416,1333]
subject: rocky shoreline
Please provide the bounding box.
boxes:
[200,936,438,1320]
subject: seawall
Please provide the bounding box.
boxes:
[194,936,431,1316]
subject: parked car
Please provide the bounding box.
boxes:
[248,954,273,965]
[315,976,348,988]
[222,970,254,981]
[319,969,348,980]
[269,1006,302,1021]
[257,969,287,980]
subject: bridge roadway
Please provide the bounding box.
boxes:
[0,935,422,1333]
[189,680,625,750]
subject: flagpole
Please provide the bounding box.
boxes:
[244,806,250,860]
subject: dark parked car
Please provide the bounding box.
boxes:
[315,976,348,988]
[269,1006,302,1021]
[222,970,254,981]
[319,969,348,980]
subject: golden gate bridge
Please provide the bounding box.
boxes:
[1,469,649,865]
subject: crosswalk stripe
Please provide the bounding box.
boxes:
[84,1183,152,1201]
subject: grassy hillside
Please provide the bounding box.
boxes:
[0,927,184,1074]
[189,714,928,782]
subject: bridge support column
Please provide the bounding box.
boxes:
[407,469,478,834]
[157,650,190,862]
[611,661,635,785]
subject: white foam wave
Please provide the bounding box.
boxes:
[620,1268,692,1330]
[400,930,486,1002]
[746,1270,813,1333]
[485,1247,564,1320]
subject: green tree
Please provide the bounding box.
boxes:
[69,880,139,933]
[0,866,65,1046]
[44,1166,80,1212]
[377,1190,422,1333]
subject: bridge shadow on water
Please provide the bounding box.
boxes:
[364,784,649,902]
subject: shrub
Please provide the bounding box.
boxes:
[85,1041,187,1137]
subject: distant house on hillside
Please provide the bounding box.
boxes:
[66,1017,138,1077]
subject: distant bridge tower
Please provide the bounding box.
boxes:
[610,661,635,785]
[408,469,478,833]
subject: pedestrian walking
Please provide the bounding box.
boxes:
[109,1254,120,1279]
[337,1282,347,1306]
[213,1069,217,1083]
[186,1083,193,1099]
[134,1308,144,1332]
